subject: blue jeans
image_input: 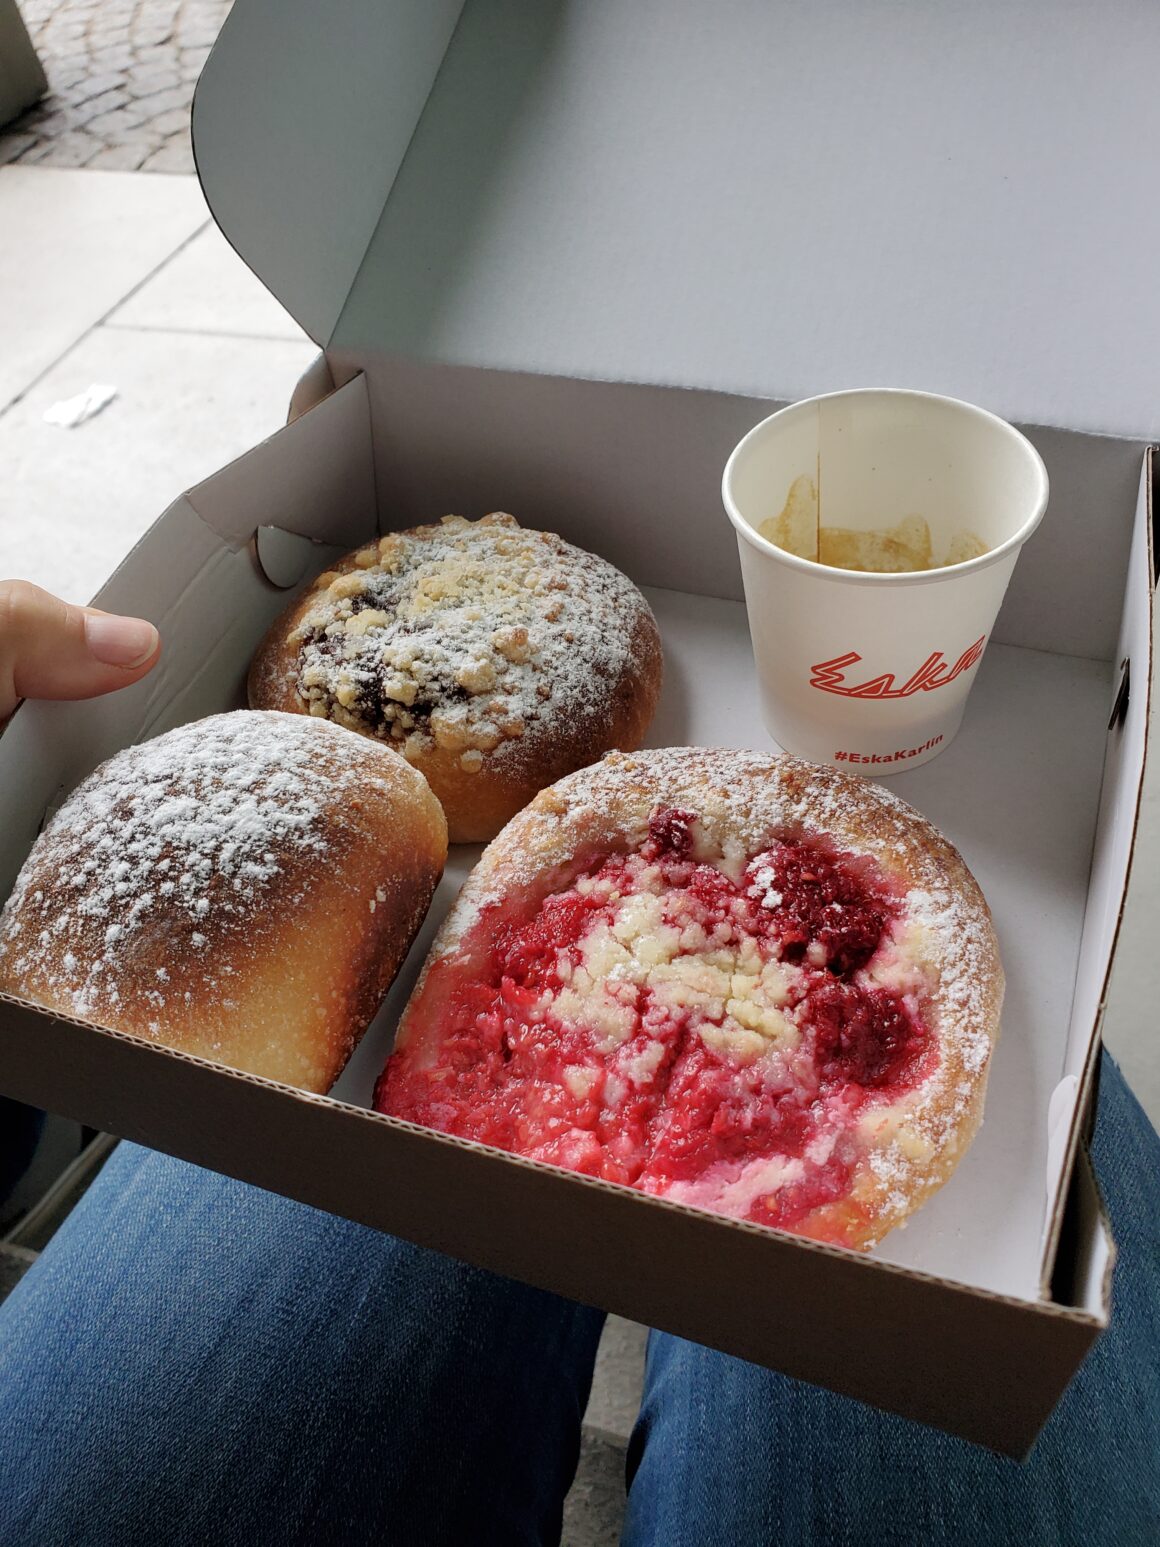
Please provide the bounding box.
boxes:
[0,1053,1156,1546]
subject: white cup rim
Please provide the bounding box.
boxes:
[721,387,1050,587]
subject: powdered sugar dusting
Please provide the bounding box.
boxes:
[0,711,399,1021]
[906,887,989,1070]
[283,513,657,781]
[460,746,949,915]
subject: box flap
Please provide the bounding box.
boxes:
[197,0,1160,437]
[1042,450,1155,1283]
[192,0,465,346]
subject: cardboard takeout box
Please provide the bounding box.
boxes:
[2,0,1157,1457]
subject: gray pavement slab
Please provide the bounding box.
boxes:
[0,0,231,172]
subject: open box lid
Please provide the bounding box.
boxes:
[194,0,1160,438]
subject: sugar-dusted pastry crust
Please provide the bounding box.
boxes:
[0,711,447,1094]
[247,513,663,842]
[377,747,1002,1250]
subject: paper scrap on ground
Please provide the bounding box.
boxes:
[43,383,118,429]
[758,475,988,572]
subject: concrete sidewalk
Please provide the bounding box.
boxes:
[0,0,229,172]
[0,166,312,600]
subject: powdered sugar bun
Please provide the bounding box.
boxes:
[0,711,447,1094]
[378,747,1002,1250]
[247,513,663,842]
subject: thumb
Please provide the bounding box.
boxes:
[0,580,161,722]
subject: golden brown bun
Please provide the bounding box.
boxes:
[248,513,663,842]
[0,711,447,1094]
[384,747,1002,1250]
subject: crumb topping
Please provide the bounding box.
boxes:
[287,513,653,769]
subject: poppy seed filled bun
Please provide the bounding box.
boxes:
[248,512,663,842]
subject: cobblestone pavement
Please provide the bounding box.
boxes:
[0,0,231,172]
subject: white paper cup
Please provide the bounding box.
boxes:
[721,389,1048,772]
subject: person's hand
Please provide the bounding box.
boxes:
[0,580,160,722]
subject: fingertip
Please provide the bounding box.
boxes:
[83,613,160,669]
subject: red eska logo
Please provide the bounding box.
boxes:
[809,636,986,699]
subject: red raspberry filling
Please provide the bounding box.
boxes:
[378,807,933,1240]
[810,979,929,1088]
[745,832,893,975]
